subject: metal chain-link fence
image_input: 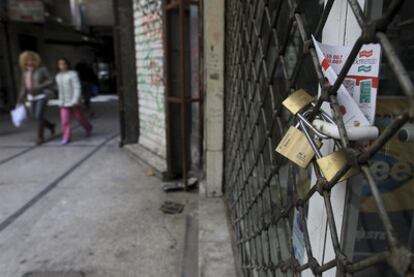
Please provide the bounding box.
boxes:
[224,0,414,276]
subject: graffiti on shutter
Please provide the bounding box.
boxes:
[133,0,166,159]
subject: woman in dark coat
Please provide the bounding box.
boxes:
[17,51,55,145]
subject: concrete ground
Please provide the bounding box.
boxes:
[0,97,198,277]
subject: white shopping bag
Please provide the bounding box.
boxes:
[11,105,27,127]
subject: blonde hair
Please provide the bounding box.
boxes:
[19,51,42,70]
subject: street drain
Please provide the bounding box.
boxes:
[22,271,85,277]
[160,201,185,214]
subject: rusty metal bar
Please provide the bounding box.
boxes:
[329,94,351,148]
[345,251,389,273]
[163,0,174,179]
[347,0,367,28]
[360,165,398,248]
[359,114,409,162]
[166,96,202,103]
[165,1,179,11]
[376,32,414,101]
[164,0,202,188]
[314,0,335,39]
[329,38,363,96]
[179,0,189,189]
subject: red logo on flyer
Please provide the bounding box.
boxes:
[359,50,373,58]
[321,58,330,70]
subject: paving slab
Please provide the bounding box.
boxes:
[0,147,89,184]
[199,196,237,277]
[0,147,30,163]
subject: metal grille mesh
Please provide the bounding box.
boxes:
[224,0,414,276]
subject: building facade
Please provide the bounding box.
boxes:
[125,0,203,182]
[117,0,414,276]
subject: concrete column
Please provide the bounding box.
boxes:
[113,0,139,145]
[204,0,224,197]
[200,4,237,276]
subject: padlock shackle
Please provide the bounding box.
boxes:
[297,113,330,139]
[298,119,323,159]
[312,119,380,141]
[309,103,336,124]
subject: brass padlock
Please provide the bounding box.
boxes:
[282,89,314,115]
[316,149,359,182]
[279,93,359,181]
[276,126,317,168]
[297,116,358,182]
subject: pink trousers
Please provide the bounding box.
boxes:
[60,106,92,141]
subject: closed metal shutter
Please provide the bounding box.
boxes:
[224,0,414,276]
[133,0,166,159]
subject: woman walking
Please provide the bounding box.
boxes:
[18,51,55,145]
[56,58,92,145]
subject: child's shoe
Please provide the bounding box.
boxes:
[60,139,70,145]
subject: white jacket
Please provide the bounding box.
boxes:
[56,70,82,107]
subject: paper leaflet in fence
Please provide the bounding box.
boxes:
[312,36,381,126]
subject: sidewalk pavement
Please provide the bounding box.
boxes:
[0,98,198,277]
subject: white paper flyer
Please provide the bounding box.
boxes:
[312,36,381,126]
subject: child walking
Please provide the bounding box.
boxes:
[56,58,92,145]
